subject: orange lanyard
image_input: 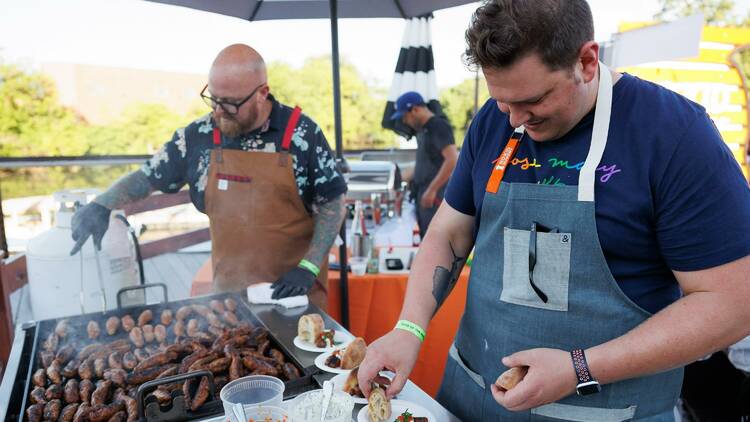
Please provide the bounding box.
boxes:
[486,128,524,194]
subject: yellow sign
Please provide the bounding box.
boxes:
[619,24,750,178]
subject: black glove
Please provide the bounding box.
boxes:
[70,202,112,255]
[271,266,316,299]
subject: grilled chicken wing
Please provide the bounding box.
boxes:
[45,383,63,401]
[32,368,46,387]
[64,378,80,404]
[43,398,62,421]
[59,403,79,422]
[26,403,44,422]
[29,386,46,404]
[79,379,95,404]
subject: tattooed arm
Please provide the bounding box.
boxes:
[303,194,347,268]
[94,171,155,209]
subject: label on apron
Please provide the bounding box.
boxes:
[218,179,228,191]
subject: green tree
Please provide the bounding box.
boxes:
[654,0,737,25]
[440,75,489,146]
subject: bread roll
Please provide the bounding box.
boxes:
[340,337,366,370]
[367,387,391,422]
[495,366,528,391]
[297,314,324,343]
[343,367,362,397]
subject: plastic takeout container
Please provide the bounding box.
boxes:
[220,375,285,421]
[350,256,368,276]
[289,389,355,422]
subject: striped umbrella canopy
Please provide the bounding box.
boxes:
[382,15,445,138]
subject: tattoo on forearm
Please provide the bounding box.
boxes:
[305,195,346,268]
[95,171,155,209]
[432,242,466,312]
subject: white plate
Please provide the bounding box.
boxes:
[293,331,354,353]
[314,350,352,374]
[356,399,437,422]
[330,372,397,405]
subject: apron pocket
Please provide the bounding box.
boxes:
[531,402,636,422]
[448,344,485,389]
[501,227,571,311]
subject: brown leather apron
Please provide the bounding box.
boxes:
[205,106,328,309]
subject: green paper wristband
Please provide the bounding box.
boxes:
[395,320,426,342]
[298,259,320,277]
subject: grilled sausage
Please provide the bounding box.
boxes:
[269,349,285,364]
[91,380,112,406]
[60,403,79,422]
[113,390,137,422]
[224,298,237,312]
[78,358,94,380]
[77,343,103,360]
[45,383,63,401]
[73,403,91,422]
[121,315,135,332]
[175,305,192,321]
[107,410,128,422]
[241,355,279,376]
[137,309,152,326]
[229,354,243,381]
[62,358,80,378]
[64,378,80,404]
[121,352,137,370]
[106,339,133,354]
[33,368,46,387]
[86,402,125,422]
[134,350,178,372]
[43,332,59,352]
[179,349,210,373]
[39,350,55,368]
[141,324,155,343]
[133,348,149,362]
[88,320,101,340]
[160,309,173,326]
[104,368,128,387]
[129,326,144,348]
[207,325,224,337]
[172,320,186,337]
[56,344,76,364]
[108,351,123,369]
[106,316,120,335]
[151,387,172,405]
[186,319,200,337]
[43,398,62,420]
[207,356,231,374]
[282,362,301,380]
[30,386,46,404]
[206,312,223,328]
[190,376,210,411]
[126,364,174,385]
[94,357,107,378]
[223,311,240,326]
[46,359,63,384]
[26,403,44,422]
[209,299,225,314]
[154,324,168,343]
[54,319,70,339]
[191,304,211,317]
[79,379,95,404]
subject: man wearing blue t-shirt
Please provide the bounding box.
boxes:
[359,1,750,420]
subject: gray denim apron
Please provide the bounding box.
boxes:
[436,64,683,421]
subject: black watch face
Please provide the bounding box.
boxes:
[577,382,601,396]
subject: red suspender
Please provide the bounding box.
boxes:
[281,106,302,151]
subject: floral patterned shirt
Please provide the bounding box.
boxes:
[140,94,346,213]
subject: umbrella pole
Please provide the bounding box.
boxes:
[329,0,350,330]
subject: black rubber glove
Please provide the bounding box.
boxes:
[271,266,316,299]
[70,202,112,255]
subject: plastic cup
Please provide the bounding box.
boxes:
[220,375,285,422]
[350,256,368,276]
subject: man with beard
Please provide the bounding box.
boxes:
[69,44,347,306]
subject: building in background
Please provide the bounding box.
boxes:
[41,62,205,124]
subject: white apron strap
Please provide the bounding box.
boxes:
[578,62,613,202]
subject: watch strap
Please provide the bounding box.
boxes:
[571,349,594,384]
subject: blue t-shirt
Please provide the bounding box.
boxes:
[446,73,750,314]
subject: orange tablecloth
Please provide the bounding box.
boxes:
[327,267,469,397]
[190,258,470,397]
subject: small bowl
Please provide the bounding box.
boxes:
[289,389,354,422]
[220,375,285,421]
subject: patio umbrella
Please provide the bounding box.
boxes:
[382,15,445,138]
[145,0,477,329]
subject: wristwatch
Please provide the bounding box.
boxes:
[571,349,601,396]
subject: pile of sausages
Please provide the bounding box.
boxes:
[26,298,302,422]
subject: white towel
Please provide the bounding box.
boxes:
[246,283,308,309]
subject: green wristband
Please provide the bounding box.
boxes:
[395,320,426,342]
[298,259,320,277]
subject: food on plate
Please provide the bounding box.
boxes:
[325,349,342,368]
[342,367,392,398]
[340,337,366,369]
[494,366,528,391]
[316,329,336,348]
[298,313,325,343]
[367,387,391,422]
[394,409,429,422]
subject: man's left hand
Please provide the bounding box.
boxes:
[271,266,316,299]
[490,348,578,411]
[420,188,438,209]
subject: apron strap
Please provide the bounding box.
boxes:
[577,62,613,202]
[212,127,223,163]
[281,106,302,151]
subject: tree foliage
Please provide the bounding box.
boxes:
[654,0,737,25]
[440,75,489,146]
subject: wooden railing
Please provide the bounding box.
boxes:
[0,190,207,377]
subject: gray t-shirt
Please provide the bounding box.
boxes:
[414,116,455,187]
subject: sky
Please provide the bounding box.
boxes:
[1,0,750,89]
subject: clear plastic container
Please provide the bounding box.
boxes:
[289,390,354,422]
[220,375,285,421]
